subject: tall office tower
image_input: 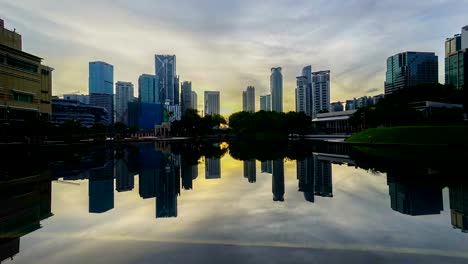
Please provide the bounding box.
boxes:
[115,81,134,124]
[449,183,468,232]
[445,26,468,90]
[260,95,271,111]
[272,159,285,201]
[174,75,180,105]
[138,74,158,103]
[155,55,177,104]
[296,65,313,116]
[314,155,333,197]
[385,52,438,95]
[191,91,198,111]
[261,160,273,174]
[242,86,255,112]
[243,159,256,183]
[155,156,179,218]
[311,70,331,117]
[205,158,221,179]
[204,91,220,115]
[88,161,115,213]
[270,67,283,112]
[180,81,193,115]
[297,157,315,203]
[89,61,114,124]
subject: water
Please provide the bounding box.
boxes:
[1,141,468,263]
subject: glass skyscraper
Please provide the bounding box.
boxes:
[260,95,271,111]
[155,55,177,105]
[204,91,220,115]
[138,74,158,103]
[445,26,468,90]
[89,61,114,124]
[384,52,438,95]
[242,86,255,112]
[270,67,283,112]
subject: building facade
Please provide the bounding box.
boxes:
[204,91,220,115]
[270,67,283,112]
[89,61,114,124]
[51,98,108,127]
[330,102,344,112]
[180,81,192,115]
[445,26,468,90]
[312,70,331,117]
[63,94,89,104]
[296,65,313,116]
[384,52,438,95]
[191,91,197,111]
[242,86,255,112]
[155,55,177,105]
[205,158,221,179]
[115,81,134,124]
[260,95,271,111]
[138,74,158,104]
[0,19,53,121]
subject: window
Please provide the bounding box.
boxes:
[13,92,33,103]
[41,69,50,75]
[6,56,38,73]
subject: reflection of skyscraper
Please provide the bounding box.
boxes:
[243,159,256,183]
[297,157,315,202]
[205,158,221,179]
[115,159,134,192]
[156,155,180,218]
[89,162,114,213]
[138,145,162,199]
[272,159,285,202]
[182,159,198,190]
[261,161,273,174]
[387,172,443,216]
[449,183,468,232]
[314,156,333,198]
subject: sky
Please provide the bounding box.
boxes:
[1,0,468,115]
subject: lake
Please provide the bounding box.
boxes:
[1,141,468,263]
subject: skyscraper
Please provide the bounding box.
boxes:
[138,74,158,103]
[243,159,256,183]
[204,91,220,115]
[155,55,177,105]
[314,155,333,197]
[297,157,315,203]
[260,95,271,111]
[312,70,331,117]
[115,81,134,124]
[272,159,285,202]
[181,81,193,115]
[242,86,255,112]
[445,26,468,90]
[191,91,198,111]
[296,65,313,116]
[89,61,114,124]
[270,67,283,112]
[205,158,221,179]
[385,52,438,95]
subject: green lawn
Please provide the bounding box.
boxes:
[346,126,468,146]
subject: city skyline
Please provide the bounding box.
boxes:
[2,1,468,115]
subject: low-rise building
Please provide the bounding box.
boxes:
[51,98,109,127]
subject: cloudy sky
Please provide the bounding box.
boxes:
[1,0,467,114]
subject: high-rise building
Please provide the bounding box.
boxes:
[155,55,177,105]
[445,26,468,90]
[115,81,134,124]
[297,157,315,203]
[272,159,285,202]
[330,102,344,112]
[243,159,256,183]
[270,67,283,112]
[384,52,438,95]
[260,95,271,111]
[242,86,255,112]
[296,65,313,116]
[314,155,333,197]
[181,81,193,115]
[89,61,114,124]
[312,70,330,117]
[261,160,273,173]
[205,158,221,179]
[449,183,468,232]
[0,19,53,121]
[88,162,114,213]
[191,91,198,111]
[138,74,158,103]
[204,91,220,115]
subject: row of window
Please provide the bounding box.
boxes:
[0,54,50,75]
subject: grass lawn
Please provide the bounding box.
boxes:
[345,126,468,146]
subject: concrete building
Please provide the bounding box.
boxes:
[296,65,313,116]
[63,94,89,104]
[115,81,134,124]
[242,86,255,112]
[0,19,53,121]
[312,70,330,117]
[445,26,468,90]
[204,91,220,115]
[138,74,158,104]
[180,81,192,115]
[270,67,283,112]
[385,52,438,95]
[191,91,197,111]
[155,55,177,105]
[51,98,109,127]
[89,61,114,124]
[260,95,271,111]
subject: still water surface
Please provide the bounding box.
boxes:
[1,142,468,263]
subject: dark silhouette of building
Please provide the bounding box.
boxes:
[89,161,114,213]
[272,159,285,202]
[314,156,333,198]
[243,159,256,183]
[205,158,221,179]
[138,144,163,199]
[261,161,273,174]
[156,154,180,218]
[297,157,315,203]
[115,158,134,192]
[387,172,443,216]
[181,160,197,190]
[449,183,468,232]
